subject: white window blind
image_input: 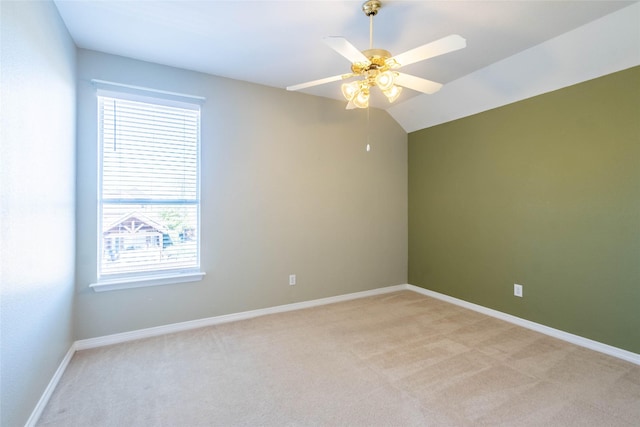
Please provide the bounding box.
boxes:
[98,94,200,280]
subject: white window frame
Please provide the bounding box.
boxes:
[90,81,206,292]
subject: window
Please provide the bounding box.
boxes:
[94,88,203,290]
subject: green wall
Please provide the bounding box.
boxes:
[408,66,640,354]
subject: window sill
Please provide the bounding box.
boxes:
[89,271,206,292]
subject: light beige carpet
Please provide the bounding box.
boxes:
[38,291,639,426]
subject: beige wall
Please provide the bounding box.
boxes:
[0,2,77,425]
[75,50,408,339]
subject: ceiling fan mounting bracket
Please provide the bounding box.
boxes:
[362,0,381,17]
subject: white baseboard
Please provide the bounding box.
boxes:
[29,283,639,426]
[75,284,407,350]
[405,284,640,365]
[24,344,76,427]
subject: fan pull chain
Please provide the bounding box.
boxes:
[366,107,371,152]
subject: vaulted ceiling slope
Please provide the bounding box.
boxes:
[54,1,640,132]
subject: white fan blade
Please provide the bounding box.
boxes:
[395,73,443,95]
[323,36,369,64]
[287,74,352,91]
[390,35,466,68]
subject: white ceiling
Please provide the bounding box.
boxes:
[54,0,637,129]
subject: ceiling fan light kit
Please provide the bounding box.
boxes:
[286,0,466,110]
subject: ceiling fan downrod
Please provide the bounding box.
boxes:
[362,0,381,50]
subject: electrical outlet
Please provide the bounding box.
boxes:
[289,274,296,286]
[514,283,523,297]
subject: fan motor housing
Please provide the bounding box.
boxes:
[351,48,392,74]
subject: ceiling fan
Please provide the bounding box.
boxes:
[286,0,466,109]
